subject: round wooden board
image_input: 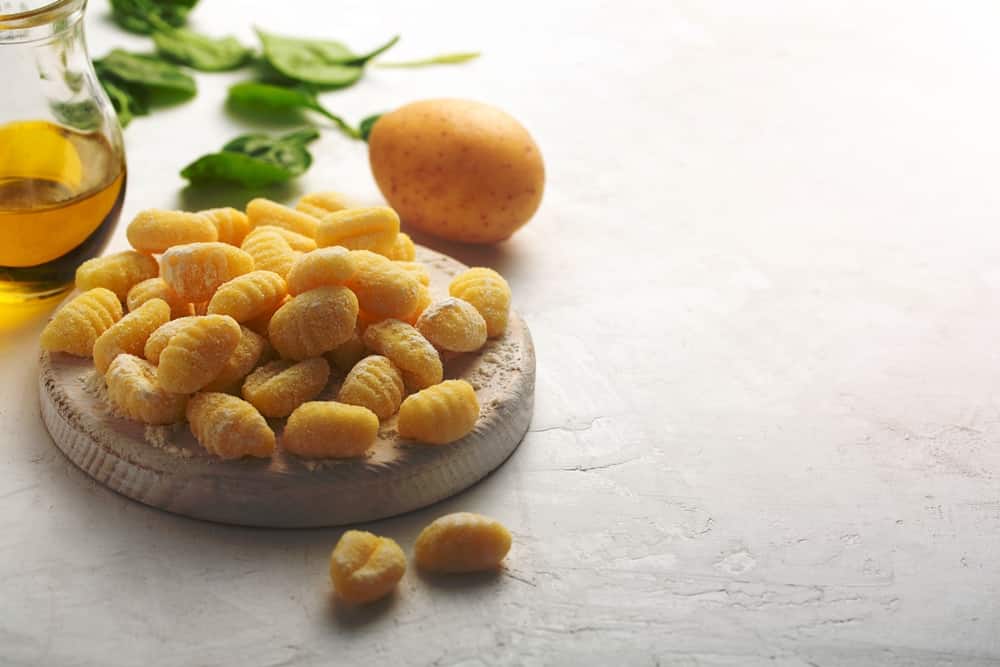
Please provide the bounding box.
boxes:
[38,246,534,528]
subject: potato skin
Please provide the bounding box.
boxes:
[368,99,545,244]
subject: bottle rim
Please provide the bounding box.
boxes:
[0,0,84,30]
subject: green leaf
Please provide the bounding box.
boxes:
[227,81,360,139]
[110,0,199,34]
[375,51,480,68]
[182,128,321,186]
[153,27,252,71]
[358,113,382,141]
[50,100,103,131]
[255,29,398,87]
[93,50,197,98]
[95,68,150,128]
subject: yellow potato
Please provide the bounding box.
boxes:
[368,99,545,244]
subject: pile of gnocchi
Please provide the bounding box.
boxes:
[40,192,513,461]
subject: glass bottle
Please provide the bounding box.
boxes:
[0,0,126,303]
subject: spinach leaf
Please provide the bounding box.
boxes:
[358,113,382,142]
[181,128,320,187]
[227,81,359,139]
[375,52,480,68]
[93,50,197,98]
[110,0,199,34]
[256,29,399,87]
[95,65,149,128]
[153,27,252,71]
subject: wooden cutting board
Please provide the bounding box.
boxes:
[38,247,535,527]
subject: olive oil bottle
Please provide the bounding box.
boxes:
[0,120,126,302]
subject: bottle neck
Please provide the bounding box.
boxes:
[0,0,86,45]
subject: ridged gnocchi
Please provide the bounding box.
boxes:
[247,198,318,238]
[127,209,217,253]
[448,267,511,338]
[187,392,275,459]
[206,270,287,323]
[362,319,442,391]
[282,401,378,459]
[200,207,251,246]
[397,380,479,444]
[93,298,170,375]
[106,354,188,425]
[127,277,195,320]
[337,355,404,419]
[414,512,512,573]
[316,207,399,254]
[202,326,268,393]
[161,242,254,303]
[156,314,242,393]
[286,247,356,296]
[75,251,159,301]
[296,190,352,219]
[40,287,123,356]
[242,358,330,418]
[415,297,487,352]
[241,227,298,278]
[268,286,358,360]
[345,250,420,319]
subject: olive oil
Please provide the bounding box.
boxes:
[0,120,126,302]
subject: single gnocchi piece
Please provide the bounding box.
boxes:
[268,286,358,360]
[247,198,318,238]
[144,316,196,364]
[282,401,378,459]
[324,330,367,374]
[202,327,268,393]
[414,512,512,573]
[384,233,416,261]
[296,190,352,219]
[106,354,188,425]
[316,207,399,254]
[200,207,251,246]
[157,314,242,393]
[397,379,479,445]
[241,358,330,418]
[76,251,159,301]
[345,250,421,319]
[93,298,170,375]
[416,297,488,353]
[329,531,406,604]
[286,247,356,296]
[160,242,254,303]
[127,277,195,320]
[337,355,404,419]
[362,319,442,391]
[186,392,275,460]
[241,228,298,278]
[40,288,123,356]
[206,270,287,323]
[126,209,217,253]
[448,267,511,338]
[251,225,317,252]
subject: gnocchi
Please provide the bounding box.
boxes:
[206,270,287,323]
[329,531,406,604]
[268,286,358,360]
[242,357,330,418]
[296,190,352,219]
[448,267,511,338]
[247,198,318,238]
[362,319,442,391]
[76,251,159,301]
[286,247,356,296]
[397,380,479,445]
[161,242,254,303]
[414,512,512,573]
[415,297,487,352]
[337,355,404,419]
[93,298,170,375]
[241,227,298,278]
[127,277,195,320]
[283,401,379,459]
[345,250,420,319]
[316,206,399,254]
[106,354,189,425]
[187,392,275,459]
[156,314,242,393]
[40,287,122,356]
[127,209,217,253]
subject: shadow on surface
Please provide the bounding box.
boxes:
[176,181,300,212]
[415,568,503,591]
[327,590,398,628]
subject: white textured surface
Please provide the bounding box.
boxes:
[3,1,1000,665]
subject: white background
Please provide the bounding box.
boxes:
[3,1,1000,665]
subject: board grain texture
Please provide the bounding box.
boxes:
[38,247,535,527]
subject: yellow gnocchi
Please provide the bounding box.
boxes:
[106,354,188,425]
[329,531,406,604]
[345,250,420,319]
[337,355,404,419]
[286,246,356,296]
[186,392,275,459]
[394,260,430,286]
[143,316,195,364]
[416,297,487,353]
[160,242,254,303]
[316,206,399,254]
[282,401,378,459]
[400,283,432,326]
[296,190,352,219]
[127,277,194,320]
[362,319,442,391]
[241,227,298,278]
[268,286,358,360]
[251,225,317,252]
[202,326,268,393]
[126,209,217,253]
[157,314,242,393]
[93,298,170,375]
[40,287,123,356]
[200,207,251,246]
[448,267,511,338]
[206,270,287,323]
[76,251,159,301]
[247,197,318,238]
[385,232,415,261]
[397,380,479,444]
[414,512,512,573]
[241,357,330,418]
